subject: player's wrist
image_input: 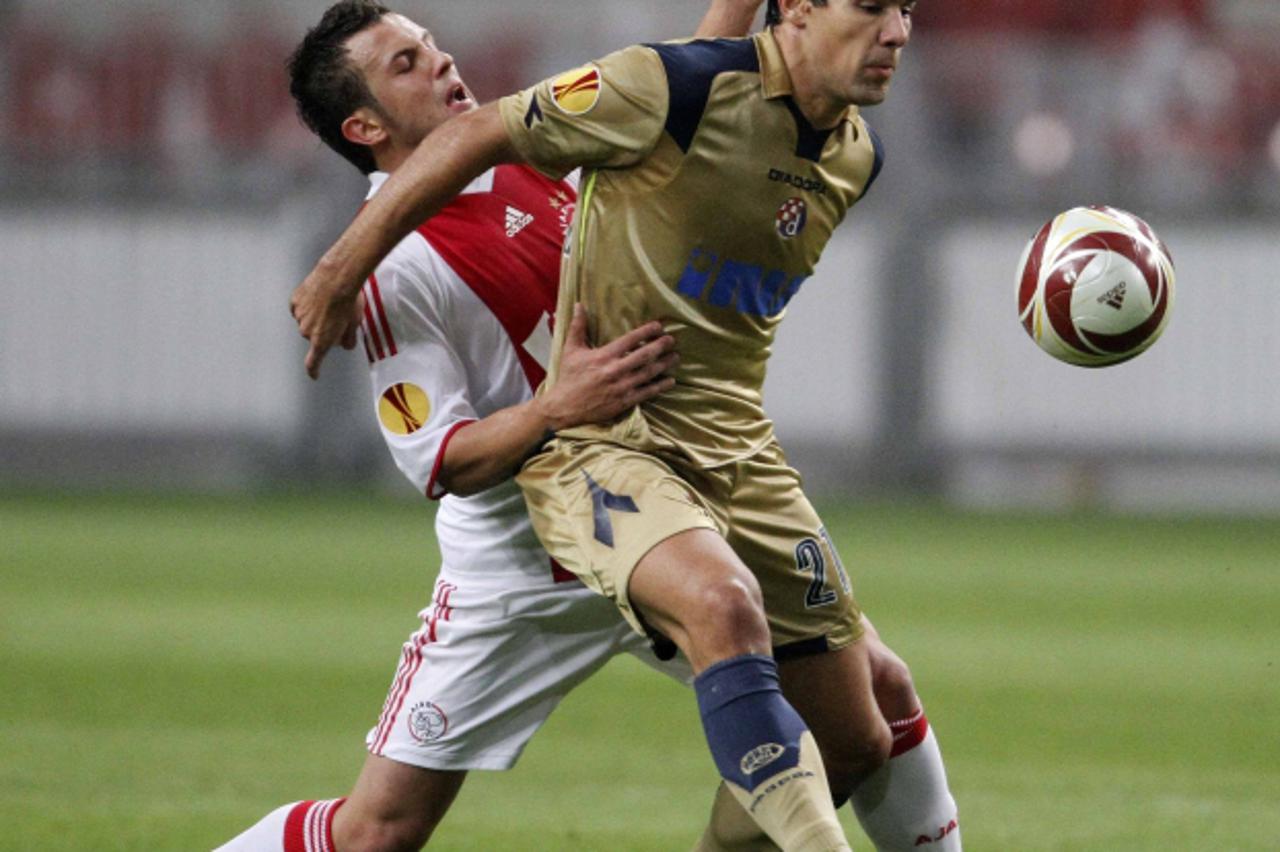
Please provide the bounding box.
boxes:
[530,393,567,435]
[311,251,363,306]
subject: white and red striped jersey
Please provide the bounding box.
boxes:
[360,164,577,584]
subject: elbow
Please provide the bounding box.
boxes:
[435,463,506,499]
[438,472,481,499]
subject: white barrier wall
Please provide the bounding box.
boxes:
[763,227,885,450]
[0,207,306,436]
[2,208,1277,509]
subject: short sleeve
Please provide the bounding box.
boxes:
[498,44,670,180]
[362,245,478,499]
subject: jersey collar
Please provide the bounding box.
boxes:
[367,168,500,201]
[366,171,390,200]
[754,28,858,127]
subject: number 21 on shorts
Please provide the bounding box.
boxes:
[794,527,852,609]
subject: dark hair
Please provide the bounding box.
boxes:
[766,0,829,27]
[288,0,391,174]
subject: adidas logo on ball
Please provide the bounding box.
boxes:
[1097,281,1126,310]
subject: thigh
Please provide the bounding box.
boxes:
[726,443,862,653]
[517,438,720,637]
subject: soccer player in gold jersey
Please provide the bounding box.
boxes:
[292,1,960,849]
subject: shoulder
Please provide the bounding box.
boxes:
[641,37,760,82]
[637,37,760,153]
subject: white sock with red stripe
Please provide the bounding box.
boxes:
[850,712,961,850]
[215,798,346,852]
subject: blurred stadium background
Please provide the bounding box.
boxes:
[3,1,1280,849]
[3,0,1280,510]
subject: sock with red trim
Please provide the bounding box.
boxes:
[214,798,347,852]
[850,712,961,850]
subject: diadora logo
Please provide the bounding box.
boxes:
[505,205,534,238]
[523,96,543,128]
[1098,280,1126,310]
[676,248,807,317]
[740,743,785,776]
[583,472,638,548]
[768,168,827,195]
[914,819,959,846]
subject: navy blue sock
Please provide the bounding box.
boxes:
[695,653,808,790]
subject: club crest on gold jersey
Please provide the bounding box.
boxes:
[776,197,807,240]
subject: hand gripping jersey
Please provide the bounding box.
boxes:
[498,31,883,468]
[361,164,574,582]
[357,164,691,771]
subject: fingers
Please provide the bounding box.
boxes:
[615,332,677,374]
[625,374,677,407]
[305,343,326,381]
[341,319,359,351]
[608,350,678,410]
[564,303,589,351]
[600,318,668,357]
[636,350,680,384]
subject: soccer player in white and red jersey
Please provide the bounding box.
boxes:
[218,3,767,851]
[285,0,962,849]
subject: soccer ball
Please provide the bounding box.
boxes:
[1016,205,1175,367]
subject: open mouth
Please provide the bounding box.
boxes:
[447,83,471,105]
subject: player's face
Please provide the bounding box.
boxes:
[345,14,477,151]
[808,0,913,108]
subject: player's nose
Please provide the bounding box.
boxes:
[431,48,456,79]
[880,8,910,47]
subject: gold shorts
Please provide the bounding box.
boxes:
[516,438,862,657]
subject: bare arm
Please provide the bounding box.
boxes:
[438,305,678,496]
[291,103,519,379]
[694,0,764,38]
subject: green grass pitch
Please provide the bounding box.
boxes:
[2,491,1278,850]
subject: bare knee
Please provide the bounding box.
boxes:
[685,570,770,665]
[629,529,772,670]
[870,648,919,722]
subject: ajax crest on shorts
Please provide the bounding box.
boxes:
[407,701,449,744]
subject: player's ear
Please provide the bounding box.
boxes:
[775,0,812,26]
[341,108,388,149]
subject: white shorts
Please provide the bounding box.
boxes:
[366,572,692,771]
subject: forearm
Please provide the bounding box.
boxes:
[695,0,763,38]
[435,397,554,497]
[316,105,518,303]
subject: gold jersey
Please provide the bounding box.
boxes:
[499,30,884,467]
